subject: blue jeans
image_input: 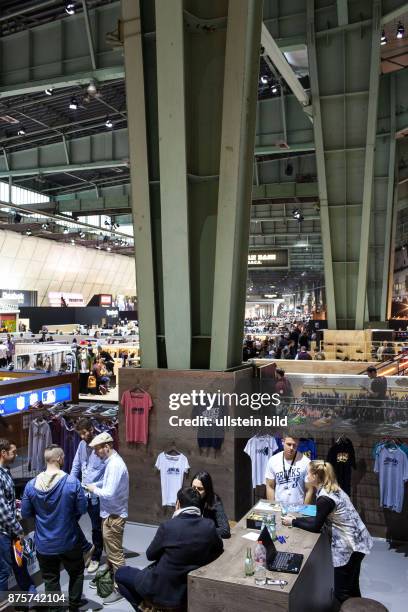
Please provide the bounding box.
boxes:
[0,533,35,593]
[77,498,103,561]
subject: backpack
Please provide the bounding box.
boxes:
[95,566,114,598]
[87,375,97,389]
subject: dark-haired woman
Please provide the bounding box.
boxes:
[192,471,231,539]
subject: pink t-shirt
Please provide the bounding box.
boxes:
[121,390,153,444]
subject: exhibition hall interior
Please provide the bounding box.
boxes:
[1,1,408,611]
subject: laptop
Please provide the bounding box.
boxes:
[259,526,304,575]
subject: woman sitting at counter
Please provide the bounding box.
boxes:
[192,471,231,539]
[282,460,373,609]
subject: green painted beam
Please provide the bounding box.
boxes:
[122,0,157,368]
[255,143,315,155]
[0,67,125,99]
[210,0,263,370]
[155,0,191,370]
[0,161,127,178]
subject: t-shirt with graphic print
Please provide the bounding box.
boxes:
[155,452,190,506]
[244,435,279,488]
[265,451,310,505]
[374,446,408,513]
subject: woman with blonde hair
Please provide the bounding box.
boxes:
[282,460,373,609]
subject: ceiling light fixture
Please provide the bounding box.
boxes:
[87,80,97,95]
[71,239,75,245]
[107,246,112,252]
[63,226,69,234]
[397,21,405,39]
[69,96,78,110]
[25,229,32,236]
[41,222,50,230]
[271,84,278,94]
[45,88,54,96]
[65,2,76,15]
[105,118,113,129]
[96,244,101,250]
[381,29,388,45]
[17,126,26,136]
[260,75,268,84]
[79,231,85,238]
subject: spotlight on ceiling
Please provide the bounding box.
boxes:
[107,246,112,252]
[45,88,54,96]
[41,222,50,230]
[397,21,405,39]
[381,29,388,45]
[96,244,102,250]
[65,2,76,15]
[79,231,85,238]
[69,96,78,110]
[105,118,113,129]
[25,229,32,236]
[271,84,278,94]
[71,239,75,245]
[63,226,69,234]
[17,126,26,136]
[260,75,268,84]
[292,208,304,222]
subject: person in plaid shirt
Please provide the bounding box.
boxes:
[0,438,24,593]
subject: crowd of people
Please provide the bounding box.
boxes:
[0,420,230,611]
[242,321,323,361]
[0,428,375,611]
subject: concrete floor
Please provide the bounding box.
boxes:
[32,519,405,611]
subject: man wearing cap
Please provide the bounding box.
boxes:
[84,432,129,606]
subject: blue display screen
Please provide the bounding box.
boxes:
[0,383,72,416]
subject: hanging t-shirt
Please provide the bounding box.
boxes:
[191,402,227,450]
[374,446,408,513]
[155,452,190,506]
[121,390,153,444]
[327,438,356,495]
[244,435,279,488]
[265,451,310,505]
[297,438,317,460]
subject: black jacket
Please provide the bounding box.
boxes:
[133,513,223,607]
[202,496,231,539]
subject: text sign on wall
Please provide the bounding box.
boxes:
[248,249,289,269]
[0,383,72,416]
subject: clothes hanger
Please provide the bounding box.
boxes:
[166,441,181,456]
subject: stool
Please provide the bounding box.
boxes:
[141,601,187,612]
[340,598,389,612]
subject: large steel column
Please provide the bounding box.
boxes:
[210,0,263,370]
[307,0,383,329]
[355,0,382,328]
[380,74,396,321]
[122,0,158,367]
[306,0,337,329]
[123,0,262,370]
[155,0,191,369]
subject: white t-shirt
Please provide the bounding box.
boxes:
[265,451,310,505]
[155,452,190,506]
[244,435,279,488]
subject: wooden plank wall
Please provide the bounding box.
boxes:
[118,367,253,525]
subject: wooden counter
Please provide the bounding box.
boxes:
[188,503,333,612]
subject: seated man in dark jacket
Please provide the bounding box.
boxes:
[116,487,223,610]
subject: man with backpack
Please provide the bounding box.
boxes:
[21,445,87,611]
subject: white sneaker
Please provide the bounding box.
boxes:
[87,560,100,574]
[83,545,95,567]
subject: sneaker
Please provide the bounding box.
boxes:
[103,591,124,605]
[87,560,100,573]
[84,545,95,567]
[89,577,97,589]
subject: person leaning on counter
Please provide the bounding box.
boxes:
[265,436,314,505]
[282,460,373,609]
